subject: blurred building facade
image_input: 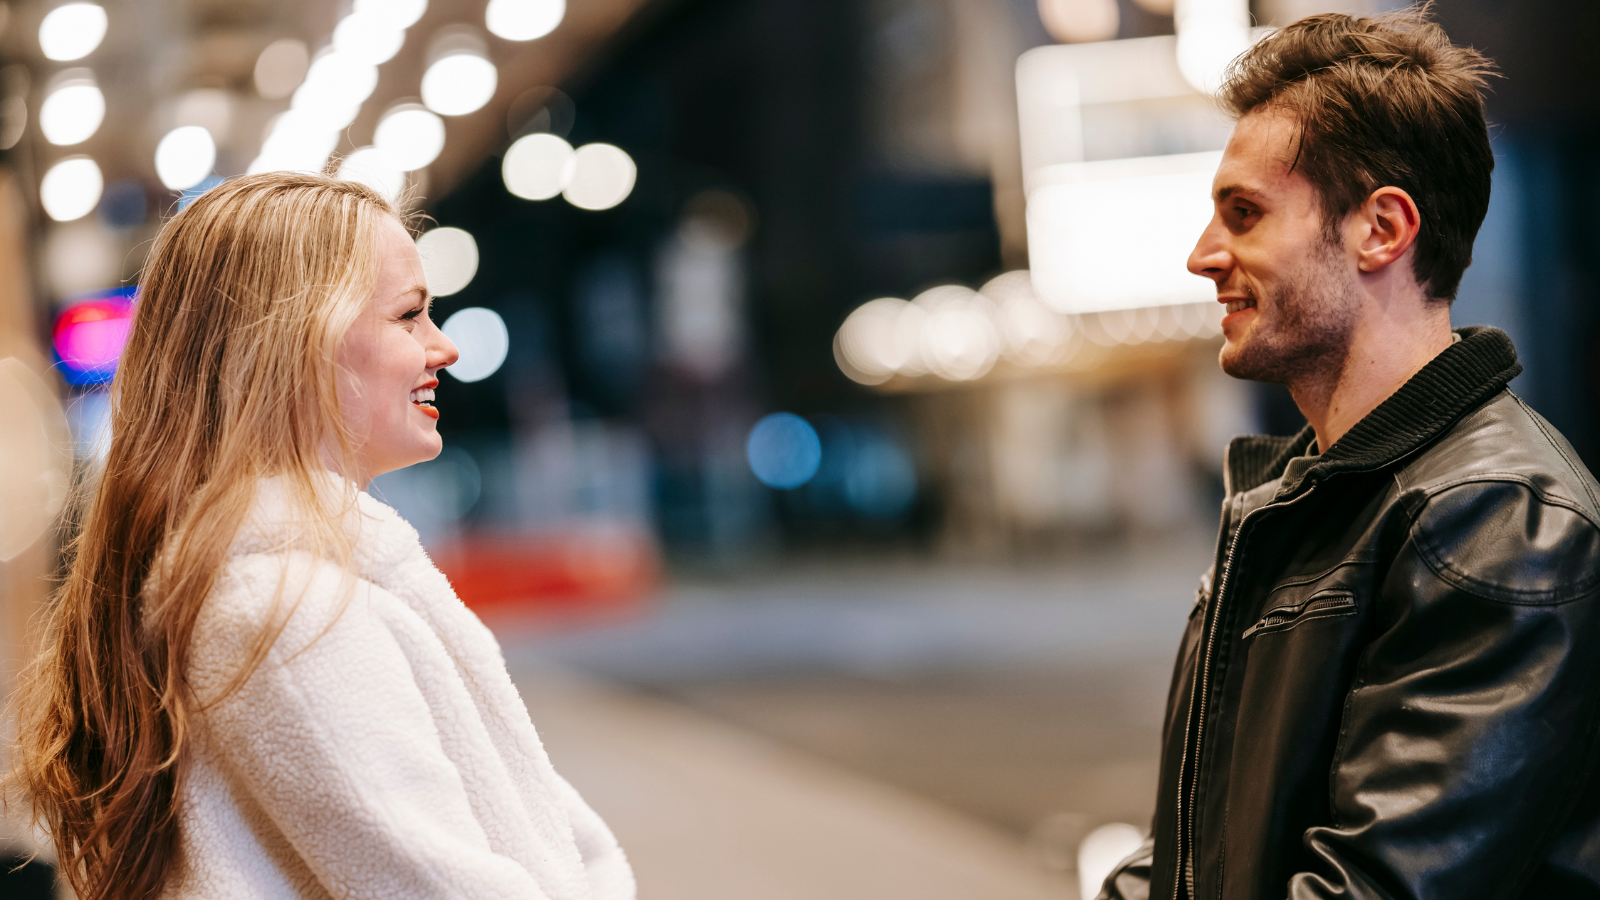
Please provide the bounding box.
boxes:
[0,0,1593,572]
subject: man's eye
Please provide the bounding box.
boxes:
[1234,206,1256,219]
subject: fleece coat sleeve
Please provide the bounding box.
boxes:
[194,552,560,900]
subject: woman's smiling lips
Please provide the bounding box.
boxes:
[410,380,440,420]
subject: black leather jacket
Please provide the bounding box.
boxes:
[1101,328,1600,900]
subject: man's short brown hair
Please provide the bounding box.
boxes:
[1221,8,1496,301]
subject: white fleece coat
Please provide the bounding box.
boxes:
[163,478,635,900]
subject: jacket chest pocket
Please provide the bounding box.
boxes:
[1242,590,1358,640]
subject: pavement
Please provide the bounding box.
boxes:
[505,530,1213,898]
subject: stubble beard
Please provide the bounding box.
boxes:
[1218,239,1361,390]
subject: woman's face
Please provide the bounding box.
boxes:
[336,216,459,487]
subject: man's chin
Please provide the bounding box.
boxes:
[1219,337,1278,382]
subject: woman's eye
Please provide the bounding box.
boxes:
[400,308,423,321]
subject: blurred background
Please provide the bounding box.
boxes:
[2,0,1598,896]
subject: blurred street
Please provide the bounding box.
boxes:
[503,527,1210,897]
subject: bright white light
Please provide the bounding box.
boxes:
[354,0,428,30]
[1078,824,1145,900]
[486,0,565,41]
[374,106,446,172]
[333,12,407,65]
[441,307,508,382]
[415,227,479,297]
[249,112,339,175]
[1027,150,1220,314]
[292,52,379,132]
[502,133,573,200]
[155,126,217,191]
[912,285,1000,381]
[338,147,406,203]
[1174,0,1252,94]
[40,80,105,146]
[422,54,498,116]
[563,143,636,211]
[982,271,1075,367]
[39,157,103,222]
[255,38,310,100]
[835,297,923,384]
[39,3,107,62]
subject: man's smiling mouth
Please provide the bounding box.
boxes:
[1225,297,1257,314]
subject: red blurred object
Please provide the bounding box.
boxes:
[432,525,659,627]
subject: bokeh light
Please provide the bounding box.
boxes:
[40,73,104,146]
[155,125,216,190]
[53,289,135,385]
[249,112,340,175]
[1078,823,1145,900]
[563,143,636,211]
[0,358,72,562]
[843,433,916,518]
[374,105,446,172]
[46,221,117,297]
[98,179,146,229]
[422,53,499,116]
[747,413,823,489]
[333,12,407,65]
[1038,0,1120,44]
[293,52,379,131]
[912,285,1000,381]
[441,307,509,383]
[502,133,574,200]
[337,147,407,203]
[1174,0,1251,94]
[175,88,233,143]
[39,3,108,62]
[177,175,224,211]
[834,297,918,384]
[254,38,310,100]
[354,0,429,30]
[40,156,103,222]
[415,226,479,296]
[486,0,566,42]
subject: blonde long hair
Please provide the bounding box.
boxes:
[8,172,400,900]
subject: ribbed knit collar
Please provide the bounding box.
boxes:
[1225,326,1522,495]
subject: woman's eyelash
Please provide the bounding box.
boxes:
[400,308,423,321]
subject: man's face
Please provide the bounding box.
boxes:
[1189,108,1362,384]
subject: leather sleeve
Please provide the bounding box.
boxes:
[1290,479,1600,899]
[1095,834,1153,900]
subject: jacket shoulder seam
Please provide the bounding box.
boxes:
[1510,391,1600,514]
[1410,477,1600,605]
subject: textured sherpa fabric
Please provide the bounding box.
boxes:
[162,476,635,900]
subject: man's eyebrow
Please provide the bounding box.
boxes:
[1215,184,1251,202]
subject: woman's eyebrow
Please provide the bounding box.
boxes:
[394,284,431,306]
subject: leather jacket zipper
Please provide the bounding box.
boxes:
[1174,484,1315,899]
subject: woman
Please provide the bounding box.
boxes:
[9,173,635,900]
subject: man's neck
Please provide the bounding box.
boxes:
[1288,301,1455,452]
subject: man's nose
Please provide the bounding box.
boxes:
[1188,216,1231,285]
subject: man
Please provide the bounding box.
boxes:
[1100,10,1600,900]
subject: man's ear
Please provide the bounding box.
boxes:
[1354,186,1421,275]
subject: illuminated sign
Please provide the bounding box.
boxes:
[53,287,135,385]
